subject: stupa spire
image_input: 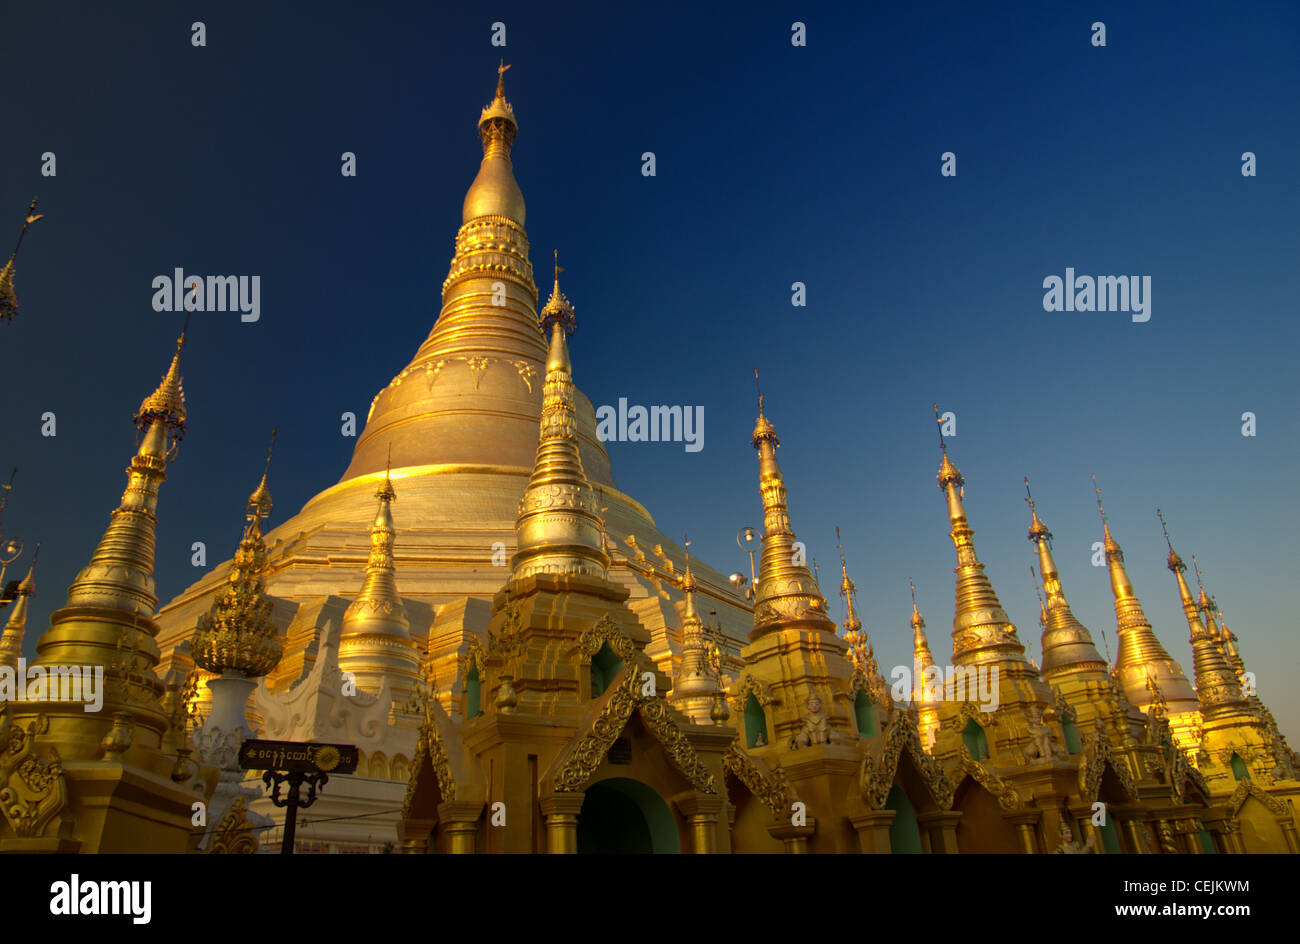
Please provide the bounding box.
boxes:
[671,537,722,723]
[931,404,1028,668]
[464,60,524,221]
[0,545,37,673]
[1159,510,1248,719]
[835,527,871,674]
[909,579,941,747]
[339,446,420,695]
[1091,476,1197,714]
[910,578,936,696]
[1024,477,1107,681]
[748,373,833,639]
[190,432,282,680]
[0,198,43,322]
[511,260,607,581]
[27,330,189,729]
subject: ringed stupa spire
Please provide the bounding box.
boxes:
[931,404,1029,669]
[0,544,37,673]
[190,431,282,680]
[1159,510,1249,720]
[671,537,723,723]
[337,64,617,489]
[836,527,868,670]
[339,447,421,696]
[748,373,833,640]
[1091,476,1197,715]
[1024,477,1107,681]
[511,256,607,582]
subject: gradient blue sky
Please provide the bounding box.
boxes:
[2,2,1297,733]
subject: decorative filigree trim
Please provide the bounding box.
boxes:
[859,713,954,811]
[549,664,716,795]
[487,602,525,659]
[1077,725,1138,803]
[1226,779,1287,817]
[721,742,796,819]
[0,709,68,839]
[953,744,1023,811]
[209,796,258,854]
[729,672,775,711]
[577,614,636,661]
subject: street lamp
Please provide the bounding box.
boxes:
[733,526,762,600]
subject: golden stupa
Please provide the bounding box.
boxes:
[2,66,1297,855]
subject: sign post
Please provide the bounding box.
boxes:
[238,739,358,855]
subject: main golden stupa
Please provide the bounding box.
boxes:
[2,66,1296,855]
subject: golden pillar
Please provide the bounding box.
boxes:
[1124,817,1151,854]
[679,794,723,854]
[439,801,482,854]
[1005,812,1040,854]
[848,811,895,853]
[917,810,962,853]
[768,821,815,853]
[541,794,584,854]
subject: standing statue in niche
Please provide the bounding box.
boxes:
[1052,818,1097,854]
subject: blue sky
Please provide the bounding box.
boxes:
[2,1,1297,733]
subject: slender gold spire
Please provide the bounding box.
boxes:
[463,61,525,222]
[339,446,420,695]
[0,545,37,672]
[671,537,722,723]
[749,374,833,639]
[135,326,188,444]
[836,528,862,631]
[190,433,282,679]
[835,528,874,677]
[344,447,410,636]
[910,578,936,696]
[26,333,189,738]
[1159,510,1248,720]
[909,579,941,747]
[1091,477,1197,714]
[931,404,1028,668]
[1215,603,1247,679]
[512,262,607,581]
[1024,477,1107,681]
[0,198,43,322]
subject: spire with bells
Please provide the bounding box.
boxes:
[190,432,283,680]
[1092,476,1197,714]
[511,256,608,582]
[30,328,190,717]
[1159,510,1249,719]
[836,527,867,669]
[339,448,421,696]
[0,544,37,673]
[931,404,1029,669]
[748,373,833,639]
[0,198,44,322]
[463,60,525,223]
[670,536,723,723]
[1024,477,1108,681]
